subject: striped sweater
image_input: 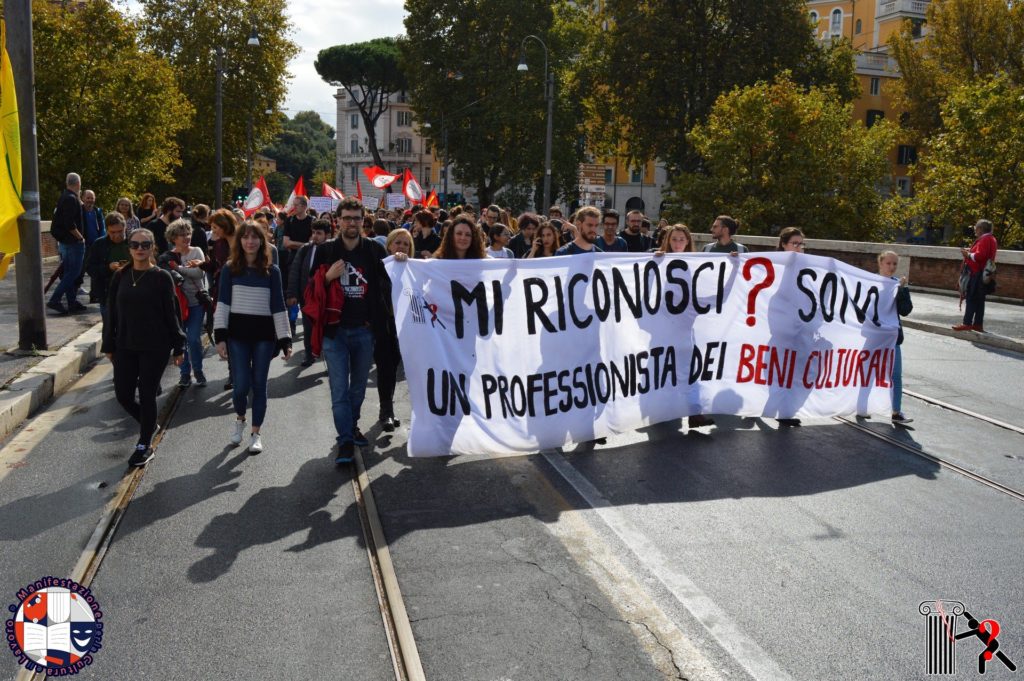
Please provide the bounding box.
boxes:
[214,265,292,352]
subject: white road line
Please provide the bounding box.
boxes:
[542,450,794,681]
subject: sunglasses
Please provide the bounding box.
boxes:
[129,241,154,250]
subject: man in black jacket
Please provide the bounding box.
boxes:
[84,213,129,323]
[48,173,87,314]
[286,219,332,366]
[312,198,388,463]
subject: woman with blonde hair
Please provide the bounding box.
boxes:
[116,197,141,233]
[653,224,695,254]
[213,221,292,453]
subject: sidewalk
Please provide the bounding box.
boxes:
[0,262,104,439]
[906,288,1023,353]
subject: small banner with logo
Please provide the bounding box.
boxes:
[385,252,900,457]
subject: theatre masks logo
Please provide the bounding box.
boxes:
[920,600,1016,675]
[5,577,104,675]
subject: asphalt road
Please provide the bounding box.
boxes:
[0,326,1021,680]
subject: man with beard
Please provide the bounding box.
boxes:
[619,210,652,252]
[312,198,388,463]
[555,206,604,255]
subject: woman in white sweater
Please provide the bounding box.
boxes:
[159,218,210,388]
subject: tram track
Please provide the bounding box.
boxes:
[835,415,1024,504]
[12,360,424,681]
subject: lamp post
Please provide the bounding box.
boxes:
[245,27,260,192]
[518,35,554,213]
[214,46,224,208]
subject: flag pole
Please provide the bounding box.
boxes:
[4,1,46,351]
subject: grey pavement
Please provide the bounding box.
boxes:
[908,288,1022,340]
[0,303,1022,679]
[0,261,101,387]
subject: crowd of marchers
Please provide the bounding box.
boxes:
[45,172,999,465]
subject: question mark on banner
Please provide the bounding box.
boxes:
[742,257,776,327]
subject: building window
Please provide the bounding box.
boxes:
[440,167,447,181]
[350,166,357,183]
[830,9,843,36]
[350,113,359,129]
[396,111,412,127]
[866,109,885,128]
[911,19,924,38]
[855,19,862,34]
[604,168,613,184]
[396,90,409,103]
[630,168,643,183]
[895,177,912,197]
[897,145,918,166]
[350,138,358,154]
[870,77,880,96]
[809,10,818,25]
[396,137,413,154]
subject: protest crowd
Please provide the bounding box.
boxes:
[44,171,1000,465]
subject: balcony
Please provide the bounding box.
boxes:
[876,0,929,19]
[855,51,900,76]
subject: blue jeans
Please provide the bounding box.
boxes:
[891,345,903,414]
[50,242,86,306]
[228,339,275,427]
[322,326,374,445]
[180,304,206,379]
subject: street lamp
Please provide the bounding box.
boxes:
[518,35,555,212]
[215,46,225,208]
[246,27,261,192]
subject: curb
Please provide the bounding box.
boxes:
[903,319,1024,354]
[0,322,104,441]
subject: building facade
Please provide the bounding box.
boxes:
[808,0,930,197]
[334,89,474,207]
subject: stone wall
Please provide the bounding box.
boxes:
[691,234,1023,301]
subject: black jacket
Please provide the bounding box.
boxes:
[84,236,122,303]
[287,241,321,302]
[311,237,389,339]
[50,189,83,244]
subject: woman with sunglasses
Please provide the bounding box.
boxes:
[101,228,185,467]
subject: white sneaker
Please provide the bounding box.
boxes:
[248,433,263,454]
[230,419,245,445]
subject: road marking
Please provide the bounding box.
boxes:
[499,455,725,681]
[542,451,794,681]
[0,362,112,483]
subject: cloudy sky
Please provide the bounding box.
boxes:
[282,0,407,129]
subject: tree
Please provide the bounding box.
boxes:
[667,75,897,241]
[912,75,1024,246]
[315,38,407,172]
[890,0,1024,141]
[261,111,335,185]
[140,0,298,203]
[400,0,586,207]
[30,0,191,213]
[586,0,860,172]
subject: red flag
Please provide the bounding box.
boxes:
[356,178,363,201]
[425,189,439,208]
[363,165,399,189]
[243,176,273,216]
[322,182,344,200]
[402,168,424,205]
[284,176,308,215]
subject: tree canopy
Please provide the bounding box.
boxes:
[140,0,298,203]
[585,0,860,173]
[315,38,407,171]
[400,0,586,207]
[667,75,896,241]
[31,0,191,213]
[261,111,335,186]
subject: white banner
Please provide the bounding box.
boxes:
[386,252,900,457]
[386,193,406,209]
[308,196,338,214]
[362,196,380,211]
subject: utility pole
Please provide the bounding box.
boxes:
[5,1,47,351]
[214,46,224,209]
